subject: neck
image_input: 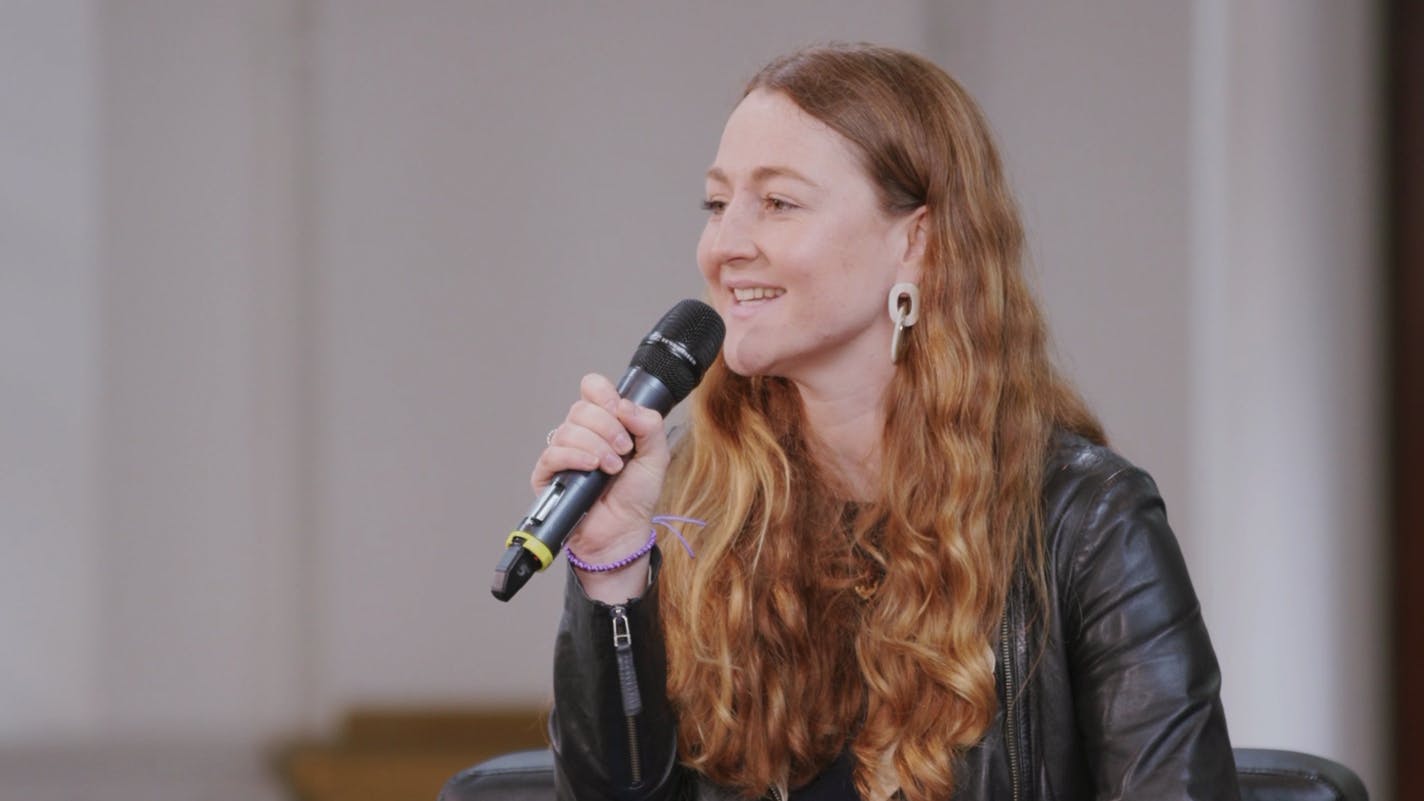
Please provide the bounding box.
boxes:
[792,363,894,501]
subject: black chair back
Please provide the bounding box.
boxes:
[440,747,1368,801]
[1234,748,1369,801]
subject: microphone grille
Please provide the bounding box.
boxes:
[630,299,725,404]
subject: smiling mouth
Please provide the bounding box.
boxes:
[731,287,786,303]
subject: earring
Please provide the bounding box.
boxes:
[887,282,920,364]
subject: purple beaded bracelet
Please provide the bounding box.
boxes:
[564,515,704,573]
[565,529,657,573]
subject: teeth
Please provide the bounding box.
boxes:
[732,287,786,302]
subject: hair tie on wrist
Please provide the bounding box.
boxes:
[651,514,704,559]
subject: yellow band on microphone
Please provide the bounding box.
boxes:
[507,531,556,570]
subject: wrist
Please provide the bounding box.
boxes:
[565,529,656,573]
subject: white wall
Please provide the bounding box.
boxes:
[0,0,1388,797]
[95,0,308,739]
[1189,1,1386,793]
[305,0,930,726]
[0,0,102,741]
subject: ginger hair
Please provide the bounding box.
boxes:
[659,43,1103,801]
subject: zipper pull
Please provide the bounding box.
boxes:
[611,605,645,787]
[611,605,643,717]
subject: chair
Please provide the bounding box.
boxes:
[1233,749,1369,801]
[438,747,1369,801]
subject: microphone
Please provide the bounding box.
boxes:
[491,299,725,601]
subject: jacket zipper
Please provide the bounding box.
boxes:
[1001,609,1021,801]
[611,605,644,788]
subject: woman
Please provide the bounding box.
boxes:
[536,44,1238,801]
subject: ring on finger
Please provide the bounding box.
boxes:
[546,426,559,445]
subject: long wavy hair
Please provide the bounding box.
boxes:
[659,44,1103,801]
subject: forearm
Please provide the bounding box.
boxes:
[550,548,684,801]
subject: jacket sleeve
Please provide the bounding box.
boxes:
[1057,467,1240,801]
[549,548,689,801]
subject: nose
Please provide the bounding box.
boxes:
[705,199,759,266]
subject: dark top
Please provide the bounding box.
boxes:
[548,431,1241,800]
[791,748,860,801]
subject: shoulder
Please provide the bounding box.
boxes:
[1041,429,1164,541]
[1043,427,1155,496]
[1039,430,1186,606]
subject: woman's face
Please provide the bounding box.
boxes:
[697,90,922,386]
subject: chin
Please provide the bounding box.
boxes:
[722,339,779,379]
[721,354,760,378]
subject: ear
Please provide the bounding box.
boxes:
[895,206,929,284]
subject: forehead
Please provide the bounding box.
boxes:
[707,89,867,184]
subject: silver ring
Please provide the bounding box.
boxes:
[546,426,558,445]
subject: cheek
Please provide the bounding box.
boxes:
[831,221,902,287]
[695,225,717,286]
[779,228,868,296]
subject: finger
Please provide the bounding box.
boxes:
[564,399,635,455]
[579,373,622,412]
[530,444,603,492]
[551,420,628,474]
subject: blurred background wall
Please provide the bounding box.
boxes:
[0,0,1388,798]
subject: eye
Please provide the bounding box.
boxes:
[701,198,727,215]
[765,196,798,212]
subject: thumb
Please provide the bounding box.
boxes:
[616,398,668,462]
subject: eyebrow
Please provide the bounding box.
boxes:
[705,165,821,189]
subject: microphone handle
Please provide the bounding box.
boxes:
[490,368,674,601]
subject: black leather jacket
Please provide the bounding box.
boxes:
[549,432,1241,801]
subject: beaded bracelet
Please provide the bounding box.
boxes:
[565,529,657,573]
[564,515,705,573]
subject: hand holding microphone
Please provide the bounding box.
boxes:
[491,300,724,601]
[533,374,670,602]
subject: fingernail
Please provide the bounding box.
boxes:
[602,452,622,472]
[614,432,633,452]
